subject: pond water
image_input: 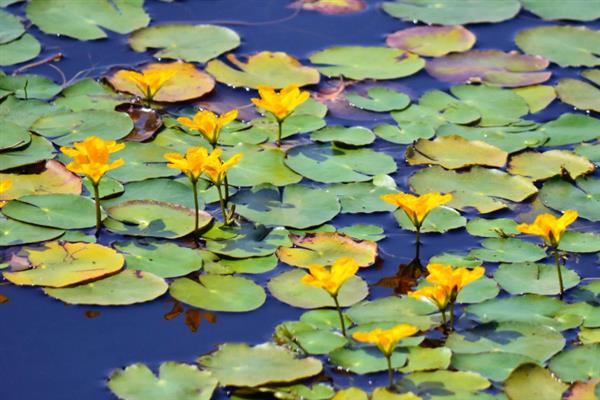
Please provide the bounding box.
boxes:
[1,1,599,399]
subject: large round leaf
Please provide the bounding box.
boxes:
[310,126,375,146]
[103,142,177,183]
[558,231,600,253]
[493,262,580,295]
[346,296,439,331]
[329,348,408,374]
[0,160,81,200]
[468,238,546,263]
[451,352,536,382]
[521,0,600,21]
[394,206,466,233]
[346,87,410,113]
[0,75,61,100]
[513,84,556,113]
[103,179,195,209]
[329,179,397,214]
[466,217,519,238]
[542,113,600,147]
[268,269,368,309]
[129,24,240,63]
[3,241,124,287]
[399,370,490,397]
[556,78,600,112]
[0,33,40,67]
[508,149,595,181]
[540,177,600,222]
[198,343,323,387]
[108,362,218,400]
[224,144,301,187]
[0,216,64,247]
[205,224,291,259]
[386,25,475,57]
[0,10,24,44]
[504,364,567,400]
[170,274,266,312]
[549,344,600,382]
[0,135,54,171]
[44,270,167,305]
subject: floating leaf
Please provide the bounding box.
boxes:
[556,78,600,112]
[540,177,600,222]
[337,224,386,241]
[329,347,407,374]
[504,364,568,400]
[108,362,217,400]
[3,241,124,287]
[0,216,64,247]
[346,296,439,331]
[542,113,600,147]
[520,0,600,21]
[515,25,600,67]
[285,143,397,183]
[574,142,600,164]
[0,33,40,67]
[0,10,24,44]
[493,262,580,295]
[105,200,212,238]
[114,240,202,278]
[108,61,215,102]
[201,252,277,275]
[395,206,466,233]
[129,24,240,63]
[329,180,397,214]
[508,150,595,181]
[233,184,341,229]
[170,274,266,312]
[0,160,81,200]
[310,126,375,146]
[2,194,100,229]
[550,344,600,382]
[382,0,520,25]
[198,343,322,387]
[268,269,368,309]
[0,74,62,100]
[386,25,475,57]
[0,96,65,129]
[558,231,600,253]
[290,0,366,14]
[44,270,167,305]
[513,85,556,113]
[466,218,519,238]
[451,352,536,382]
[406,136,508,169]
[373,123,435,145]
[398,346,451,373]
[346,87,410,113]
[456,277,500,304]
[26,0,150,40]
[399,370,490,397]
[103,179,195,209]
[205,225,291,258]
[468,238,546,263]
[205,51,320,89]
[276,232,377,268]
[309,46,424,80]
[426,50,550,87]
[54,78,129,112]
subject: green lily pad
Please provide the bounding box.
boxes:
[382,0,520,25]
[0,134,54,171]
[346,87,410,112]
[0,216,64,246]
[26,0,150,41]
[309,46,424,80]
[451,352,537,382]
[540,177,600,222]
[346,296,439,331]
[102,179,196,209]
[338,224,386,241]
[394,206,466,233]
[429,252,482,268]
[205,225,291,258]
[466,218,519,238]
[54,78,129,112]
[105,200,211,239]
[468,238,546,263]
[329,347,408,374]
[0,10,24,44]
[456,277,499,304]
[558,231,600,253]
[276,321,347,355]
[129,24,240,63]
[515,25,600,67]
[575,142,600,163]
[409,166,538,213]
[406,136,508,169]
[2,194,100,229]
[201,252,277,275]
[508,149,595,181]
[0,96,65,129]
[205,51,320,89]
[0,34,41,67]
[170,274,266,312]
[513,85,556,113]
[542,113,600,147]
[104,142,178,183]
[386,25,475,57]
[198,342,323,387]
[504,364,567,400]
[310,126,375,146]
[3,241,124,287]
[276,232,377,268]
[446,321,566,363]
[44,270,167,305]
[579,328,600,344]
[108,362,218,400]
[399,346,452,373]
[233,184,341,229]
[267,269,368,309]
[329,179,397,214]
[521,0,600,21]
[114,240,202,278]
[556,78,600,112]
[285,143,397,183]
[550,344,600,382]
[373,123,435,145]
[31,110,133,146]
[400,370,490,396]
[493,262,580,295]
[0,74,62,100]
[83,176,123,199]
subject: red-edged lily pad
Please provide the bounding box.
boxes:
[386,25,476,57]
[290,0,366,14]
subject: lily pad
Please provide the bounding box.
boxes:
[513,85,556,113]
[575,142,600,164]
[114,241,202,278]
[102,179,195,209]
[346,296,439,331]
[556,78,600,112]
[129,24,240,63]
[382,0,520,25]
[290,0,366,14]
[54,78,129,112]
[399,346,452,373]
[198,343,322,387]
[539,177,600,222]
[466,218,519,238]
[337,224,386,242]
[201,252,277,275]
[205,225,291,259]
[400,370,490,397]
[3,241,124,287]
[451,352,537,382]
[44,270,167,305]
[232,184,341,229]
[205,51,320,89]
[0,160,81,200]
[104,142,177,183]
[329,179,397,214]
[515,25,600,67]
[0,74,62,100]
[0,10,24,44]
[493,262,580,295]
[309,46,424,80]
[395,206,466,233]
[373,123,435,145]
[2,194,100,229]
[105,200,212,238]
[268,269,368,309]
[468,238,546,263]
[542,113,600,147]
[456,277,500,304]
[0,33,40,67]
[504,364,567,400]
[310,126,375,146]
[558,231,600,253]
[550,344,600,382]
[108,362,218,400]
[386,25,475,57]
[0,216,64,246]
[285,143,397,183]
[406,136,508,169]
[26,0,150,40]
[521,0,600,21]
[170,274,266,312]
[426,50,550,87]
[346,87,410,112]
[508,149,595,181]
[329,347,408,374]
[409,166,538,213]
[276,232,377,268]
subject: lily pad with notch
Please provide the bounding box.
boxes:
[468,238,546,263]
[346,87,411,112]
[395,206,466,233]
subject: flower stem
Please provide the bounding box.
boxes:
[415,226,421,260]
[92,182,101,236]
[216,184,229,225]
[440,308,448,334]
[449,303,455,332]
[332,294,347,338]
[386,353,394,388]
[191,179,199,234]
[553,248,565,300]
[224,175,230,207]
[276,119,283,147]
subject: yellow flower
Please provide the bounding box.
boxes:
[116,69,175,100]
[408,284,452,311]
[177,109,238,145]
[352,324,419,356]
[0,179,12,208]
[381,192,452,228]
[301,257,359,296]
[516,210,578,247]
[60,136,125,184]
[251,84,310,121]
[202,148,243,185]
[425,263,485,294]
[164,147,209,181]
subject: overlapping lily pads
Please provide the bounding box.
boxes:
[493,262,580,295]
[540,177,600,221]
[556,78,600,112]
[508,149,595,181]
